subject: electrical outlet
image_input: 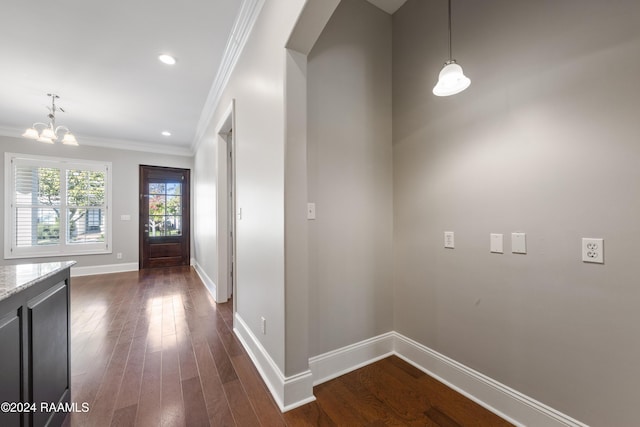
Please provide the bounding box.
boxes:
[444,231,454,249]
[261,316,266,334]
[582,238,604,264]
[116,252,123,260]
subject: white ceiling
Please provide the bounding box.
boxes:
[0,0,242,155]
[0,0,406,156]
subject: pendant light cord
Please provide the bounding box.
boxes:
[448,0,453,61]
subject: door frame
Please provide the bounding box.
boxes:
[216,100,236,308]
[139,165,191,269]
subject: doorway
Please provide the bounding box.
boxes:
[214,100,236,305]
[139,165,191,268]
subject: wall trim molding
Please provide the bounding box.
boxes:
[393,333,588,427]
[309,332,394,386]
[233,313,315,412]
[192,260,218,302]
[191,0,266,153]
[304,332,588,427]
[70,262,138,277]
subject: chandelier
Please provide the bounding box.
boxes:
[22,93,79,145]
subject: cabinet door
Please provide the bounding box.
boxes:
[28,282,69,427]
[0,309,22,427]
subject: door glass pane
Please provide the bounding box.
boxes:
[166,183,181,196]
[149,183,165,194]
[149,195,166,216]
[147,182,182,238]
[165,216,182,236]
[149,216,165,237]
[166,196,181,215]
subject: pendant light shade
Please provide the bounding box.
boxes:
[22,128,39,139]
[433,0,470,97]
[40,127,56,139]
[433,60,470,96]
[61,133,78,146]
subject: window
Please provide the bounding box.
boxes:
[5,153,112,259]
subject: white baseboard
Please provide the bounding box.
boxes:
[393,334,588,427]
[233,313,315,412]
[192,260,218,301]
[306,332,588,427]
[309,332,394,385]
[70,262,138,277]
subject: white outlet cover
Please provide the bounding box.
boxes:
[582,238,604,264]
[444,231,454,249]
[490,233,503,253]
[512,233,527,254]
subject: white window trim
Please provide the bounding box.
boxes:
[4,152,113,259]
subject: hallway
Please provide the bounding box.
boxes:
[62,267,279,426]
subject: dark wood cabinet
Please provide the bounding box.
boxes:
[0,266,71,427]
[0,309,22,427]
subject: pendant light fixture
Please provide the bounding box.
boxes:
[22,93,79,145]
[433,0,470,97]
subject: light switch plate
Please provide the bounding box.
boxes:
[582,238,604,264]
[307,203,316,220]
[444,231,454,249]
[490,233,503,253]
[512,232,527,254]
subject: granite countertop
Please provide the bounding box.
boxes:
[0,261,76,302]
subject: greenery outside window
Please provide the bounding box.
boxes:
[5,153,112,259]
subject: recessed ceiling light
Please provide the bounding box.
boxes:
[158,54,176,65]
[161,131,171,136]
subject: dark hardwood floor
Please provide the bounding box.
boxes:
[62,267,510,426]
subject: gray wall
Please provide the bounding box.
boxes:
[393,0,640,425]
[0,135,193,268]
[307,0,394,357]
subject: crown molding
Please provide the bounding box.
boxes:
[0,126,193,157]
[190,0,266,153]
[77,135,193,157]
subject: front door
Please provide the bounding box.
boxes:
[139,165,190,268]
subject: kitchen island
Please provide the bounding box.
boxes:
[0,261,75,427]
